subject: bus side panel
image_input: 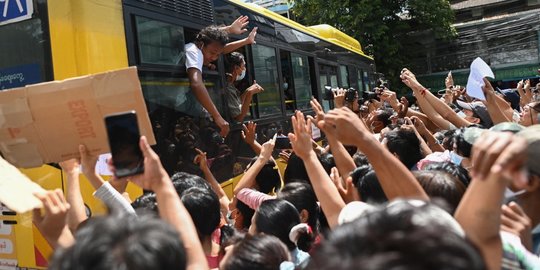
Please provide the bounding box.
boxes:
[47,0,129,79]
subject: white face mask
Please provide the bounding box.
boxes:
[449,151,463,165]
[282,83,289,90]
[236,69,246,81]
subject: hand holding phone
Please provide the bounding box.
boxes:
[105,111,144,178]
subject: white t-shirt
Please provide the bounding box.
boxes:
[185,43,203,72]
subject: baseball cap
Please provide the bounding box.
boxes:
[489,122,525,133]
[495,88,521,111]
[456,101,494,128]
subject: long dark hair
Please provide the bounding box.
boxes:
[255,199,314,251]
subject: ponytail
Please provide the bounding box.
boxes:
[289,223,314,252]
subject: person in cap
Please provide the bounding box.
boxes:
[455,100,494,128]
[519,102,540,127]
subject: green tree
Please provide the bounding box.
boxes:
[292,0,456,92]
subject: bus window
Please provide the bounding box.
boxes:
[339,65,349,88]
[280,50,295,113]
[357,69,364,92]
[135,16,185,66]
[291,53,311,110]
[0,16,50,90]
[319,75,330,111]
[252,44,281,117]
[363,71,370,92]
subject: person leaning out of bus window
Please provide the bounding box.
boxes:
[184,16,258,138]
[224,52,264,123]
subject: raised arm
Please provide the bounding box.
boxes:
[399,69,458,129]
[482,78,512,124]
[79,145,135,215]
[454,132,528,270]
[195,148,230,218]
[241,121,262,155]
[311,98,356,178]
[289,111,345,229]
[33,190,75,249]
[188,68,229,137]
[235,81,263,122]
[223,27,258,54]
[58,159,87,233]
[128,136,208,270]
[233,135,276,195]
[402,69,470,128]
[322,107,429,201]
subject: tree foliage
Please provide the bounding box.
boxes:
[292,0,456,91]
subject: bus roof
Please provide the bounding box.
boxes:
[228,0,374,60]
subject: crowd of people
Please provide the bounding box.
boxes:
[28,16,540,270]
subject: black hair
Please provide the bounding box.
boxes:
[385,128,422,169]
[171,172,212,195]
[255,199,313,251]
[318,153,335,175]
[49,214,186,270]
[248,157,282,194]
[236,199,255,230]
[277,182,320,251]
[195,25,229,47]
[413,170,466,214]
[350,165,388,204]
[225,52,245,73]
[424,161,471,187]
[376,109,393,127]
[131,192,158,213]
[452,128,473,158]
[221,234,290,270]
[284,153,310,184]
[180,187,221,239]
[440,130,456,151]
[353,152,370,167]
[306,201,485,270]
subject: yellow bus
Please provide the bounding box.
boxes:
[0,0,374,268]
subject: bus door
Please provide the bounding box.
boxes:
[318,64,338,111]
[279,50,313,114]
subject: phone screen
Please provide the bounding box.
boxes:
[105,111,144,177]
[275,137,292,149]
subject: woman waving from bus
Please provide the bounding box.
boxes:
[224,52,264,123]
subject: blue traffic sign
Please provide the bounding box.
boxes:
[0,64,42,90]
[0,0,33,26]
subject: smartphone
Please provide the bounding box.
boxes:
[275,137,292,149]
[104,111,144,178]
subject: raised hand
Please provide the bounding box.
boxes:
[127,136,170,192]
[33,189,73,247]
[330,167,359,203]
[194,148,208,170]
[333,88,346,108]
[79,144,98,177]
[471,131,527,182]
[246,27,258,44]
[400,68,423,91]
[259,134,277,161]
[228,15,249,35]
[445,71,454,89]
[59,159,80,174]
[501,202,533,251]
[241,121,257,145]
[322,107,371,147]
[247,80,264,94]
[288,111,314,160]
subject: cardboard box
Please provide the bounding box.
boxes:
[0,67,156,168]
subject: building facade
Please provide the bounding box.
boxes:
[413,0,540,90]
